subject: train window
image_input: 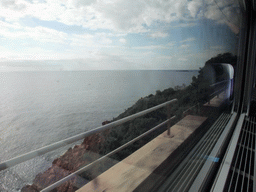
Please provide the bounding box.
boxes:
[0,0,243,191]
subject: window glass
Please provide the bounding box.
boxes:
[0,0,242,191]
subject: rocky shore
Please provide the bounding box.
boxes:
[21,133,106,192]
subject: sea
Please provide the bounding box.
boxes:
[0,70,198,191]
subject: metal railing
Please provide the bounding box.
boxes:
[182,80,231,116]
[42,82,231,191]
[183,103,200,116]
[41,115,177,192]
[208,84,230,104]
[0,99,177,183]
[0,80,232,191]
[209,79,230,87]
[44,81,232,191]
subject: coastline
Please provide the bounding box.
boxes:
[20,86,181,191]
[20,83,192,192]
[19,53,237,191]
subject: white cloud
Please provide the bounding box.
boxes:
[159,55,173,60]
[134,45,168,50]
[0,0,27,11]
[0,0,241,33]
[72,0,96,7]
[179,44,190,49]
[178,57,188,61]
[181,37,196,43]
[187,0,240,33]
[0,23,68,44]
[0,0,241,69]
[0,22,116,61]
[188,0,202,18]
[70,33,112,48]
[170,22,197,28]
[150,32,168,38]
[167,42,175,47]
[204,4,224,23]
[119,38,126,44]
[29,26,68,43]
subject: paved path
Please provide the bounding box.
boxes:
[77,115,207,192]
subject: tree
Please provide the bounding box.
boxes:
[205,52,237,68]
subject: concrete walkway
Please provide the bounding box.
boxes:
[77,115,207,192]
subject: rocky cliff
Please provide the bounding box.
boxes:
[21,132,105,192]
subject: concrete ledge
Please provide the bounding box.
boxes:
[77,115,207,192]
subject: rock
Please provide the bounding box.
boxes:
[21,185,38,192]
[102,120,111,125]
[22,133,105,192]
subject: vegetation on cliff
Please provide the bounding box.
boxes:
[94,52,237,171]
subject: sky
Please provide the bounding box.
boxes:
[0,0,241,71]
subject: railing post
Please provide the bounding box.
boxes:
[167,104,171,135]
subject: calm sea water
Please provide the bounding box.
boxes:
[0,70,198,191]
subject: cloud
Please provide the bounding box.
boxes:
[93,0,149,32]
[0,0,241,33]
[134,45,169,50]
[150,32,168,38]
[0,21,116,61]
[0,0,241,69]
[188,0,203,18]
[204,4,223,23]
[167,42,175,47]
[119,38,126,44]
[179,44,190,49]
[159,55,173,60]
[0,0,27,10]
[178,57,188,61]
[70,33,112,48]
[0,19,115,48]
[72,0,96,7]
[181,37,196,43]
[0,23,68,44]
[186,0,240,33]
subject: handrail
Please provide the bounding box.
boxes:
[183,83,230,116]
[41,115,176,192]
[0,98,177,171]
[183,103,200,115]
[183,81,230,112]
[43,81,230,191]
[210,79,230,87]
[209,86,227,98]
